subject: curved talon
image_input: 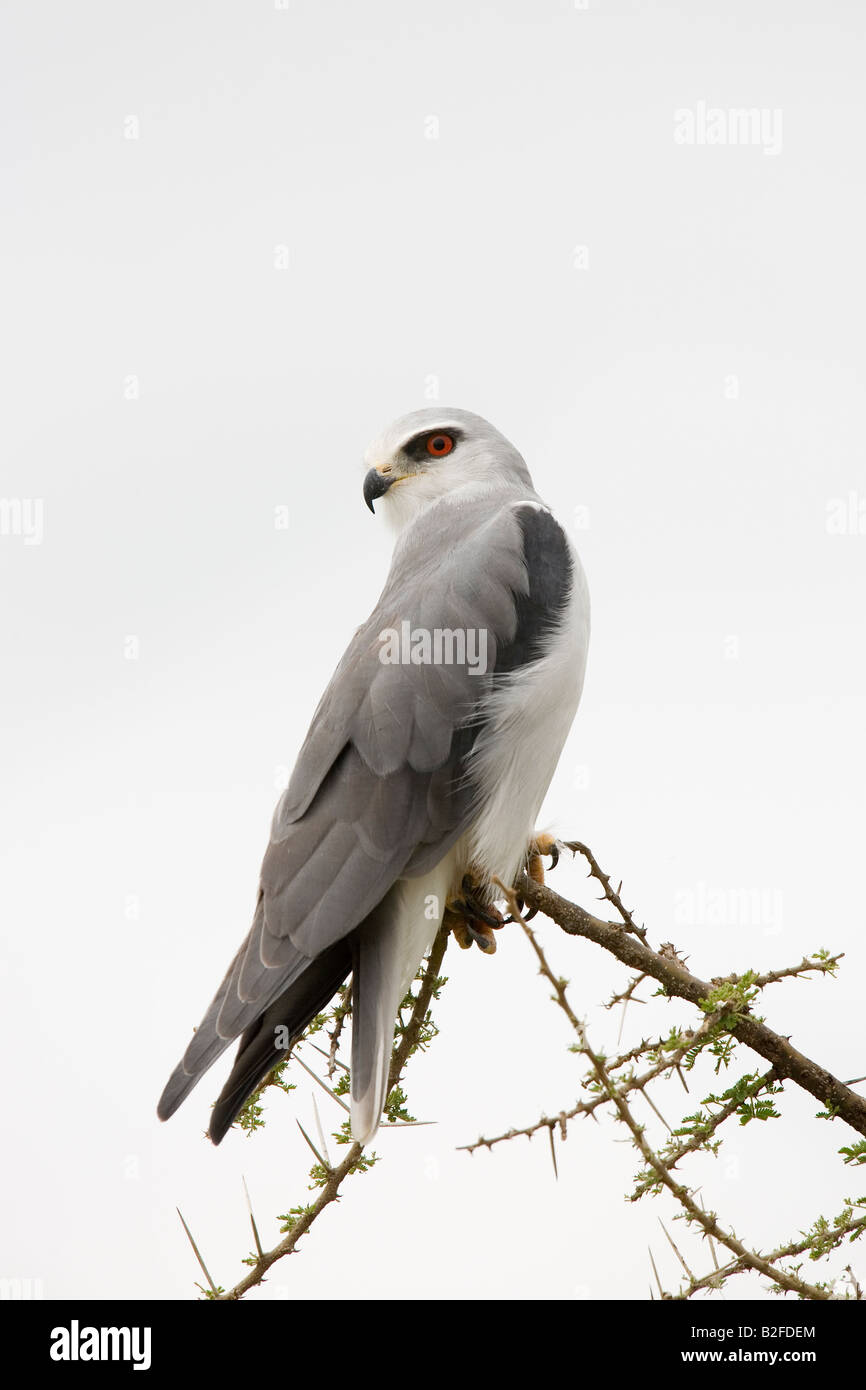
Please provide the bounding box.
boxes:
[456,898,503,930]
[446,877,504,953]
[465,921,497,953]
[457,877,505,929]
[526,834,561,894]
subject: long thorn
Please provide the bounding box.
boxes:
[242,1176,264,1260]
[698,1195,720,1272]
[658,1217,695,1280]
[293,1052,351,1114]
[642,1088,673,1133]
[176,1207,218,1295]
[548,1124,559,1181]
[296,1119,330,1170]
[648,1245,665,1299]
[307,1040,349,1074]
[617,1009,626,1046]
[378,1118,437,1127]
[311,1095,332,1169]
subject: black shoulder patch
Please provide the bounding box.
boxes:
[495,506,573,675]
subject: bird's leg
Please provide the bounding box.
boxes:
[445,871,505,954]
[516,833,561,921]
[528,832,560,880]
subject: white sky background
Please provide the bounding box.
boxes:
[2,0,865,1301]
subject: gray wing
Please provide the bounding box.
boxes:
[158,498,531,1125]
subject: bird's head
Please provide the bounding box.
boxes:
[362,407,534,532]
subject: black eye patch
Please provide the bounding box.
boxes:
[403,427,463,462]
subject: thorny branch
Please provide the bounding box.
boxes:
[511,898,833,1299]
[461,847,865,1300]
[178,840,865,1301]
[517,864,866,1137]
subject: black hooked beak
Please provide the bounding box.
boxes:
[363,468,395,513]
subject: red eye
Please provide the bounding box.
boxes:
[426,433,454,457]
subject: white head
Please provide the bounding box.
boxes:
[362,407,534,533]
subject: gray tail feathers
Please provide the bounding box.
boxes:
[159,877,443,1147]
[157,941,248,1124]
[208,935,354,1144]
[349,882,441,1146]
[157,934,353,1145]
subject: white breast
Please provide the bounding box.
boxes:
[458,521,590,892]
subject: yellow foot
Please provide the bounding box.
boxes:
[518,834,561,920]
[527,833,560,885]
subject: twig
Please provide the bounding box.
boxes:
[508,900,834,1300]
[564,841,647,940]
[518,873,866,1138]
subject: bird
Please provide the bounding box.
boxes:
[157,407,590,1146]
